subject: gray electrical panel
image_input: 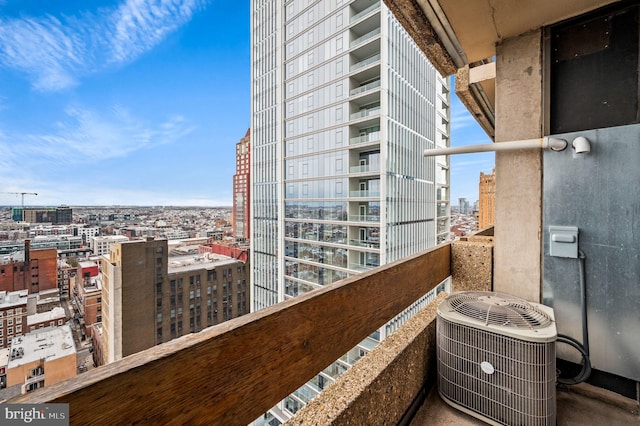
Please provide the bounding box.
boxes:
[548,226,578,259]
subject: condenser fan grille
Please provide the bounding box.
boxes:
[445,292,552,329]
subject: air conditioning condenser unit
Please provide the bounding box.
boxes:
[437,291,557,425]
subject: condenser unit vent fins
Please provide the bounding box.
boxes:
[446,292,552,329]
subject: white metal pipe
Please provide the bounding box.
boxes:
[423,137,567,156]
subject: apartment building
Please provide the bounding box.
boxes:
[0,241,57,294]
[90,235,129,256]
[99,238,249,364]
[251,0,449,420]
[0,290,28,349]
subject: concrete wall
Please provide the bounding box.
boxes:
[494,30,543,303]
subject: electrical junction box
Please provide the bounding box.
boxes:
[549,226,579,258]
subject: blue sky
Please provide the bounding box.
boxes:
[0,0,491,207]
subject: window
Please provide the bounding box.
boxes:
[7,328,12,335]
[16,325,21,333]
[7,319,12,326]
[156,313,162,323]
[16,317,21,324]
[97,315,102,322]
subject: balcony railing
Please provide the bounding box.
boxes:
[8,235,492,425]
[349,239,380,248]
[350,28,381,48]
[347,262,378,271]
[349,131,380,145]
[349,190,380,197]
[350,107,380,120]
[350,79,381,96]
[351,54,380,71]
[24,373,45,386]
[347,214,380,222]
[349,163,380,173]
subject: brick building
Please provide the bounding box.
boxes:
[73,261,102,339]
[0,241,58,294]
[478,168,496,229]
[232,128,251,240]
[0,290,28,349]
[27,307,66,333]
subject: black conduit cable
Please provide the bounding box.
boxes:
[578,250,589,358]
[556,249,592,385]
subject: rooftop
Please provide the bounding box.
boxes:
[0,290,28,309]
[7,325,76,368]
[77,261,98,269]
[167,252,239,274]
[27,307,66,326]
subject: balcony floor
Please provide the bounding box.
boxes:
[411,384,639,426]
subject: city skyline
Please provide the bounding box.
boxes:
[0,0,491,208]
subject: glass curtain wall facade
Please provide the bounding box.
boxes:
[251,0,449,423]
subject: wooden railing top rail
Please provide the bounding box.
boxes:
[11,243,451,425]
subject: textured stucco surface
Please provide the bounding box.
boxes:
[286,293,447,426]
[451,236,494,293]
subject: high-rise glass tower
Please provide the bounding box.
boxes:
[251,0,449,421]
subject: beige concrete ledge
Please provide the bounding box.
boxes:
[287,293,448,426]
[451,236,494,293]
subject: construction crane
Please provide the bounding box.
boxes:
[0,192,38,208]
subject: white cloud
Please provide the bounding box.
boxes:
[22,105,195,161]
[0,0,206,91]
[109,0,203,64]
[0,104,195,190]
